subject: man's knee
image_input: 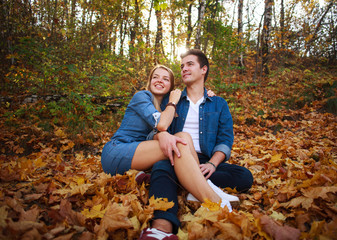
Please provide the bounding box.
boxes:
[174,132,193,144]
[150,160,178,186]
[239,168,254,192]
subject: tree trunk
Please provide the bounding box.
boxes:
[237,0,244,68]
[195,0,206,49]
[305,0,335,56]
[186,3,193,49]
[261,0,273,75]
[50,0,58,41]
[129,0,140,60]
[155,9,163,60]
[203,0,218,54]
[146,0,154,49]
[280,0,285,49]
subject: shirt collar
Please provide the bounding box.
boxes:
[182,87,213,102]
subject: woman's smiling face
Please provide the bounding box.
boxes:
[149,68,172,96]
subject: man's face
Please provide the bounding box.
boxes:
[180,55,207,85]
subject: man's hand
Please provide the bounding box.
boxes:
[199,152,225,178]
[157,131,187,166]
[199,162,216,179]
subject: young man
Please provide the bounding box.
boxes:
[139,49,253,239]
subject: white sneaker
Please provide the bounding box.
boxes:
[186,193,199,202]
[220,198,233,212]
[207,179,240,207]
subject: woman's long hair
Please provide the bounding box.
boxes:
[146,65,175,111]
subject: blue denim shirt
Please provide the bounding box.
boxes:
[111,91,161,143]
[161,88,234,161]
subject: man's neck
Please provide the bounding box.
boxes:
[186,83,204,104]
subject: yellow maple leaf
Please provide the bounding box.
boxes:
[201,199,221,212]
[34,157,47,168]
[270,210,286,221]
[177,228,188,240]
[81,204,106,219]
[270,153,282,163]
[148,196,174,211]
[129,215,140,231]
[53,183,94,196]
[54,128,67,138]
[60,141,75,152]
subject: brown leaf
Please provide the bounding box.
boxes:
[21,228,42,240]
[280,196,313,210]
[94,201,133,239]
[7,219,46,235]
[19,205,40,222]
[214,222,242,240]
[24,193,43,202]
[255,211,301,240]
[53,232,75,240]
[59,199,86,226]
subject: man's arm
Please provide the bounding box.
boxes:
[154,131,187,166]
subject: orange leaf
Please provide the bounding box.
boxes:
[148,196,174,211]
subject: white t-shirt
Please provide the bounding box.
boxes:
[182,96,204,153]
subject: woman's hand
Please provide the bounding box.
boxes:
[207,89,216,97]
[169,89,181,104]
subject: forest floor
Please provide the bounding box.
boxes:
[0,67,336,239]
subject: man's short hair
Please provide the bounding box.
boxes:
[180,49,209,82]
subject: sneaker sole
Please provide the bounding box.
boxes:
[230,200,240,209]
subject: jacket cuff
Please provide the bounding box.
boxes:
[146,129,158,140]
[212,144,231,162]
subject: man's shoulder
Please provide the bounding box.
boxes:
[208,95,227,104]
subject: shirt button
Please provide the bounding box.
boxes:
[200,132,203,134]
[200,118,202,120]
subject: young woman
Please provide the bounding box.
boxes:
[101,65,184,175]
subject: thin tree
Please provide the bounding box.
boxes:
[237,0,244,68]
[154,1,164,61]
[186,2,193,49]
[261,0,274,75]
[195,0,206,49]
[305,0,335,56]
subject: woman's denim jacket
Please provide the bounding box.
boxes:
[161,88,234,162]
[111,91,160,143]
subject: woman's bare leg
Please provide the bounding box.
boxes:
[173,132,221,203]
[131,140,167,170]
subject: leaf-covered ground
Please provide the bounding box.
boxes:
[1,72,336,239]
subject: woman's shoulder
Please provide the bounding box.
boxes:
[132,90,153,101]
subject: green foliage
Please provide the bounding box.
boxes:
[4,93,105,136]
[46,93,104,133]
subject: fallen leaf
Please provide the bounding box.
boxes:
[94,201,133,239]
[81,204,106,219]
[148,196,174,211]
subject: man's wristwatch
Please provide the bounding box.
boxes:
[166,102,176,111]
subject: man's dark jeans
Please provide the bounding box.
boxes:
[148,154,253,233]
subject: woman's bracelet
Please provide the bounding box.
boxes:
[206,161,216,169]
